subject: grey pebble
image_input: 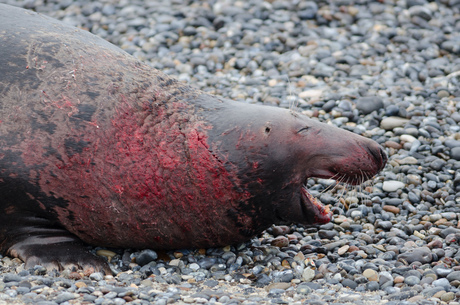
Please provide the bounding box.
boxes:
[355,97,384,115]
[398,247,432,264]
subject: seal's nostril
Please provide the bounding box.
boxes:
[366,145,387,170]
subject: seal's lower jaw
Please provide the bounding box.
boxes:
[300,186,332,224]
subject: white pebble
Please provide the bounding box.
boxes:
[382,180,405,192]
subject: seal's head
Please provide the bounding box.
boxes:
[207,101,387,228]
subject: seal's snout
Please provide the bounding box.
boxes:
[367,144,387,171]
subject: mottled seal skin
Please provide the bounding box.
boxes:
[0,4,387,272]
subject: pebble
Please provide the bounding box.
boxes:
[382,181,405,192]
[2,0,460,304]
[380,117,410,130]
[355,97,384,115]
[363,269,379,282]
[398,247,432,264]
[302,268,315,282]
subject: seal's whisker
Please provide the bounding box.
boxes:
[336,174,349,207]
[318,173,341,195]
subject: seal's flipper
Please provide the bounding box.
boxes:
[4,226,110,274]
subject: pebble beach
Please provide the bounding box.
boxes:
[2,0,460,304]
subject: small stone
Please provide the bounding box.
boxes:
[3,274,21,282]
[408,5,432,20]
[447,271,460,282]
[355,96,384,114]
[271,236,289,248]
[318,230,338,239]
[302,268,315,282]
[366,281,380,291]
[363,269,378,281]
[135,250,158,266]
[382,181,405,192]
[380,117,410,130]
[296,283,312,294]
[75,281,87,289]
[383,205,400,214]
[379,271,393,286]
[395,157,418,165]
[97,249,117,262]
[89,272,104,281]
[433,290,446,299]
[435,268,452,278]
[54,292,78,304]
[433,278,450,289]
[405,275,420,286]
[338,245,349,255]
[266,282,291,291]
[394,276,404,284]
[400,134,417,143]
[451,147,460,161]
[342,279,358,289]
[398,247,432,264]
[441,292,455,302]
[272,225,290,236]
[427,239,443,248]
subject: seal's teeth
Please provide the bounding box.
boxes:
[301,186,332,224]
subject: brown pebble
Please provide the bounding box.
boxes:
[338,245,349,255]
[123,296,134,302]
[96,249,116,262]
[434,219,449,226]
[427,239,443,249]
[68,272,83,280]
[385,141,402,149]
[75,281,87,288]
[408,296,425,303]
[173,251,184,258]
[363,269,378,281]
[83,267,96,277]
[383,205,400,214]
[373,244,386,252]
[425,273,438,281]
[271,236,289,248]
[286,234,298,241]
[281,259,291,268]
[265,282,291,291]
[347,245,359,252]
[272,225,291,236]
[441,292,455,302]
[100,286,111,294]
[394,276,404,284]
[386,245,400,254]
[433,290,446,299]
[294,252,305,262]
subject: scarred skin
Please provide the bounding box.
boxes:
[0,4,387,273]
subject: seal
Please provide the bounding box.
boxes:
[0,4,387,273]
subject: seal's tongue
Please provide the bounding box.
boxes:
[301,186,332,224]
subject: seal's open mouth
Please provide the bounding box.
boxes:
[300,185,332,224]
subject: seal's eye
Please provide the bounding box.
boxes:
[297,126,310,133]
[265,127,271,134]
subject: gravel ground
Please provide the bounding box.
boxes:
[2,0,460,304]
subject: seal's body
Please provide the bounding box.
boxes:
[0,4,386,272]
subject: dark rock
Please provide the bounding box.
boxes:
[398,247,432,264]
